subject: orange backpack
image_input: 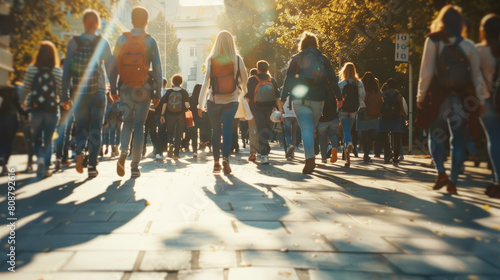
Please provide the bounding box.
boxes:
[210,57,240,95]
[117,32,149,88]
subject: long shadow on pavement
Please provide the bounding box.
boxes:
[0,177,146,271]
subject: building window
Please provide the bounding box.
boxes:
[190,47,197,57]
[188,67,196,81]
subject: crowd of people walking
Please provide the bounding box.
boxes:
[0,5,498,199]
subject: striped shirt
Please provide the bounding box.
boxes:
[20,65,64,106]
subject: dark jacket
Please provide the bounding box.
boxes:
[280,47,342,103]
[247,72,279,109]
[319,97,338,122]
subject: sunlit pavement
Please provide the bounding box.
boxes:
[0,144,499,280]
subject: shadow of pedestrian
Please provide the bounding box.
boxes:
[0,177,146,271]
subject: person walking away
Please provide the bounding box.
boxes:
[21,41,69,178]
[378,79,406,166]
[62,9,113,178]
[247,68,259,161]
[111,6,162,177]
[198,30,248,174]
[54,58,73,170]
[416,5,483,195]
[358,72,382,163]
[338,62,366,167]
[155,78,168,160]
[317,94,340,164]
[476,13,500,198]
[0,84,27,176]
[282,96,298,160]
[190,83,211,154]
[160,74,190,159]
[246,60,281,165]
[281,31,343,174]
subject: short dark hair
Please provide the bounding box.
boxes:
[82,9,101,28]
[171,74,183,87]
[249,68,258,76]
[34,41,59,69]
[299,31,318,52]
[162,78,168,87]
[256,60,269,74]
[386,78,396,89]
[132,6,149,28]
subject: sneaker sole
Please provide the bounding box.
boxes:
[330,148,338,163]
[75,155,84,174]
[117,154,126,177]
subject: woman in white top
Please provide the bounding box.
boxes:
[198,30,248,174]
[338,62,366,167]
[476,14,500,198]
[416,5,483,195]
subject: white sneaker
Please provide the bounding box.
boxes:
[155,154,164,160]
[261,155,269,165]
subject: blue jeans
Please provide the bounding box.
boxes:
[253,105,274,156]
[119,86,151,168]
[207,101,238,162]
[293,100,324,160]
[481,98,500,182]
[55,109,73,161]
[428,94,467,183]
[317,119,339,161]
[283,117,298,147]
[339,111,356,148]
[166,113,186,155]
[73,90,106,167]
[30,109,59,167]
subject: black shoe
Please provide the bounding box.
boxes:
[88,166,99,178]
[384,153,393,164]
[55,159,62,171]
[353,149,358,158]
[131,167,141,178]
[363,155,371,163]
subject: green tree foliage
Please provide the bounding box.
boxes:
[147,12,180,82]
[10,0,112,82]
[221,0,292,83]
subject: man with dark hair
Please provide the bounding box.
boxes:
[246,60,280,165]
[159,75,190,159]
[62,9,113,178]
[111,6,162,178]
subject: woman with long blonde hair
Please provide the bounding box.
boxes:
[338,62,366,167]
[198,30,248,174]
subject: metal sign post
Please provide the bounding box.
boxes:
[395,33,412,153]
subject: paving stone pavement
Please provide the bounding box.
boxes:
[0,144,499,280]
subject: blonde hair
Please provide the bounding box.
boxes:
[340,62,359,84]
[206,30,240,78]
[430,5,467,37]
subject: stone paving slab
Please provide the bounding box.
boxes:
[383,254,500,275]
[0,251,73,273]
[228,267,299,280]
[140,250,192,271]
[0,272,124,280]
[177,269,224,280]
[308,270,427,280]
[241,251,396,273]
[128,272,169,280]
[384,237,470,254]
[62,251,139,271]
[48,221,149,234]
[198,251,238,268]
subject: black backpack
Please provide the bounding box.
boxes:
[31,68,58,112]
[166,89,183,113]
[381,90,400,120]
[341,81,359,113]
[70,36,102,94]
[436,37,472,91]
